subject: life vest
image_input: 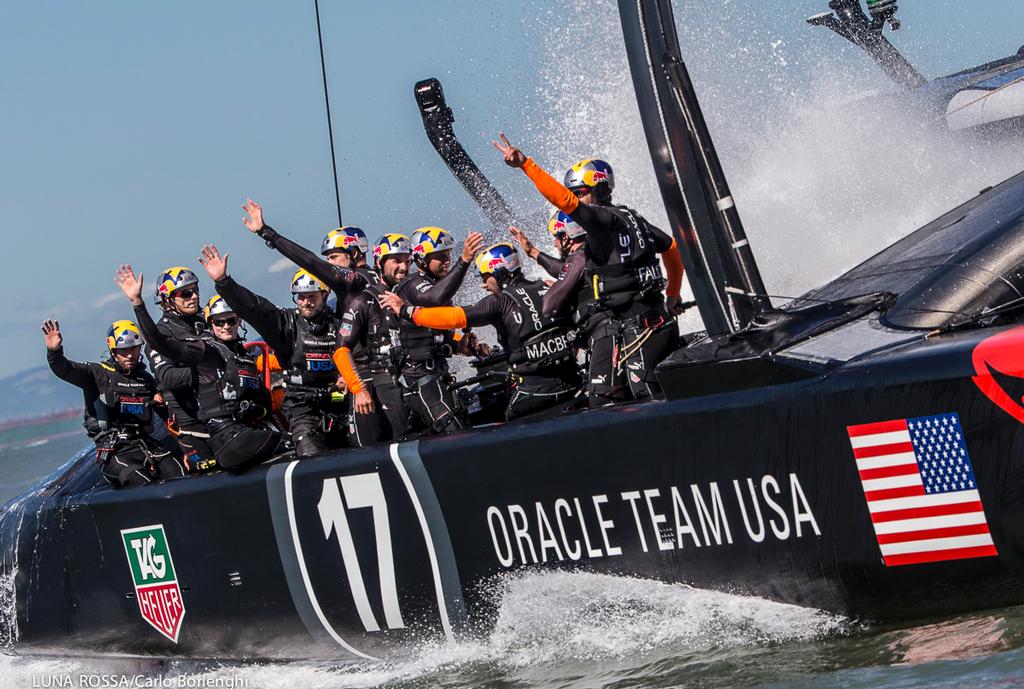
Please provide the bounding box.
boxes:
[285,313,341,389]
[390,276,453,366]
[503,279,576,371]
[585,205,665,309]
[94,360,160,430]
[196,338,270,422]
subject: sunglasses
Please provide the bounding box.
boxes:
[211,317,239,327]
[174,288,199,300]
[570,187,591,198]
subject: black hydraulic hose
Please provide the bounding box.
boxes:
[314,0,344,227]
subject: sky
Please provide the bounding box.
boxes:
[2,0,1023,377]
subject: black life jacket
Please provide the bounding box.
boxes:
[196,338,269,422]
[503,279,576,371]
[285,312,341,389]
[585,205,665,309]
[94,360,160,431]
[392,275,453,365]
[151,310,208,420]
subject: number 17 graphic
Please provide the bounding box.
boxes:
[318,473,405,632]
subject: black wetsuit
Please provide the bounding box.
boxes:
[564,203,679,404]
[134,304,282,473]
[339,285,410,445]
[46,348,185,488]
[215,275,347,458]
[437,275,580,420]
[392,261,473,433]
[148,310,216,469]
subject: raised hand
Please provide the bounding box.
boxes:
[492,132,526,168]
[461,231,485,263]
[242,198,264,233]
[114,264,145,306]
[377,291,405,315]
[509,226,538,259]
[198,244,229,282]
[41,319,62,351]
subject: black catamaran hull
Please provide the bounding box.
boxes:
[5,317,1024,659]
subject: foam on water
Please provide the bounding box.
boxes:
[0,571,847,688]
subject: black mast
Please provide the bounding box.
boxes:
[314,0,344,227]
[618,0,770,335]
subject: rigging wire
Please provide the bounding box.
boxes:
[314,0,343,227]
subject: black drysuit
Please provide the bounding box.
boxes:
[216,275,347,458]
[47,348,185,487]
[134,304,281,472]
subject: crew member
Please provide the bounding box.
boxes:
[332,234,413,445]
[508,210,573,279]
[115,266,282,472]
[150,266,217,471]
[380,243,581,420]
[199,245,348,458]
[240,199,367,312]
[42,318,185,487]
[390,227,487,433]
[494,134,685,404]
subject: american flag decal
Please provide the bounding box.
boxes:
[846,413,998,567]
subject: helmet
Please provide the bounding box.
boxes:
[203,295,236,321]
[564,158,615,192]
[410,227,456,259]
[373,233,411,265]
[290,269,329,295]
[321,226,369,256]
[155,266,199,303]
[547,210,586,240]
[475,243,521,282]
[106,320,144,351]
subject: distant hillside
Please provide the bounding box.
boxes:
[0,366,83,421]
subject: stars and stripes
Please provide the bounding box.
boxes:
[846,413,998,567]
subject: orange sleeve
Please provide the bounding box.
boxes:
[522,158,579,214]
[660,238,684,298]
[331,346,365,394]
[412,306,468,330]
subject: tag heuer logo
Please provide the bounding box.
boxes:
[121,524,185,643]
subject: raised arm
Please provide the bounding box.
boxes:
[115,265,206,364]
[42,320,96,389]
[510,226,563,278]
[198,245,292,352]
[241,199,365,298]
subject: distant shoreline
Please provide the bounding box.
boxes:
[0,408,79,432]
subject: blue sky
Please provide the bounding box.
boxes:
[2,0,1023,377]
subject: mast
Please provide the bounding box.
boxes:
[618,0,770,335]
[807,0,926,89]
[313,0,344,226]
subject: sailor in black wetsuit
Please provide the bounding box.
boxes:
[508,211,569,280]
[390,227,487,433]
[150,266,217,471]
[115,266,282,472]
[42,318,186,487]
[494,134,686,405]
[198,245,348,458]
[240,199,369,313]
[380,243,581,420]
[333,234,413,445]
